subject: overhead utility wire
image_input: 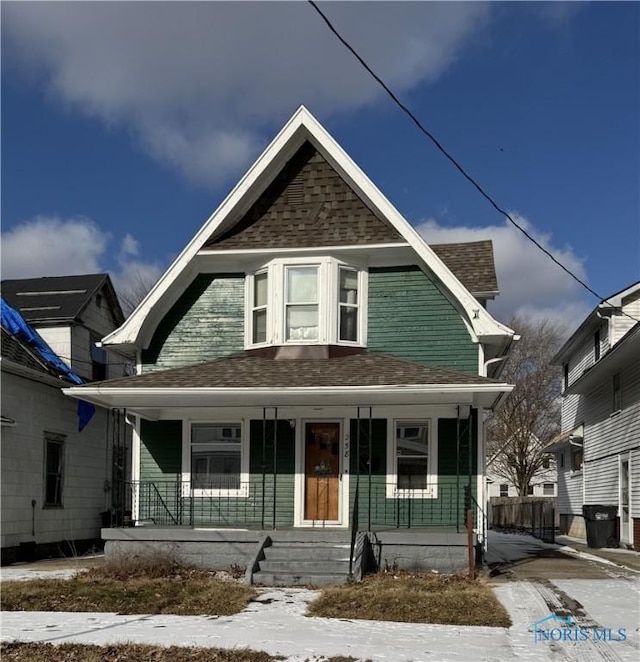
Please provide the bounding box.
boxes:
[307,0,640,324]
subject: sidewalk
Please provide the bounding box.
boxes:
[555,534,640,572]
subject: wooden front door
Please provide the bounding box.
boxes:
[304,422,340,521]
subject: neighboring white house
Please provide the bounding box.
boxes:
[547,281,640,550]
[486,462,557,498]
[1,274,130,564]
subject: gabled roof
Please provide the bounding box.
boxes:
[204,141,404,250]
[552,280,640,364]
[563,321,640,395]
[1,273,124,326]
[102,105,514,350]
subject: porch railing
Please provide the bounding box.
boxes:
[121,478,476,530]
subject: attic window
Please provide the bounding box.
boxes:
[96,294,103,308]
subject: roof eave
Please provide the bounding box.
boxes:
[63,382,513,414]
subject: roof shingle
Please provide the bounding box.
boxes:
[77,351,501,390]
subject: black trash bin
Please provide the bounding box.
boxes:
[582,505,618,548]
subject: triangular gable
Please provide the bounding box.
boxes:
[103,105,514,350]
[205,141,404,250]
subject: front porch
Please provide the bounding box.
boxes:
[102,525,475,584]
[103,468,480,584]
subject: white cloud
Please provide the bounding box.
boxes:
[1,216,163,313]
[1,216,109,278]
[2,1,492,187]
[417,215,592,330]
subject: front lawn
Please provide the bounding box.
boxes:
[307,572,511,627]
[0,556,255,616]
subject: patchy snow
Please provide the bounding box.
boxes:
[2,580,639,661]
[2,537,639,661]
[1,567,81,582]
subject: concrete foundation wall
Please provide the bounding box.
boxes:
[103,527,472,575]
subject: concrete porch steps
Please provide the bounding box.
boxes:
[251,534,353,586]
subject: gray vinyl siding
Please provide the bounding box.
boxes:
[367,266,478,373]
[582,358,640,514]
[142,274,244,373]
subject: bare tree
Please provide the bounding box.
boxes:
[487,316,564,496]
[117,268,160,317]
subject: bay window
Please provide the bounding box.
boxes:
[245,257,366,348]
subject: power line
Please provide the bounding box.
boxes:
[307,0,640,324]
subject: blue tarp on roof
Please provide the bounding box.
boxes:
[1,297,95,431]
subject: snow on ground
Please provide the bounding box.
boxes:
[2,580,639,661]
[2,536,639,661]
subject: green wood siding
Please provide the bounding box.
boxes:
[139,419,182,482]
[348,416,478,529]
[367,266,478,373]
[137,415,478,529]
[142,274,244,372]
[188,420,296,528]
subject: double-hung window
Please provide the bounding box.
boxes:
[44,433,65,507]
[189,423,245,495]
[389,420,435,497]
[285,266,319,341]
[252,272,268,344]
[338,267,359,342]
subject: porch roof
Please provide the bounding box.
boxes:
[63,351,512,414]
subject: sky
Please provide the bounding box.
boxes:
[2,1,639,331]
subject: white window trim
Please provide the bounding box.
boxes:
[249,269,270,346]
[181,419,249,498]
[244,256,368,349]
[386,418,438,499]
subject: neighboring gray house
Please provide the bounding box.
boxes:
[547,282,640,549]
[1,274,129,564]
[1,274,128,383]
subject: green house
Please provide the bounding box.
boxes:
[65,107,515,583]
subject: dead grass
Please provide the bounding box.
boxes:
[307,571,512,627]
[0,642,280,661]
[0,643,360,662]
[0,554,256,616]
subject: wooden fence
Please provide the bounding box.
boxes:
[489,496,556,543]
